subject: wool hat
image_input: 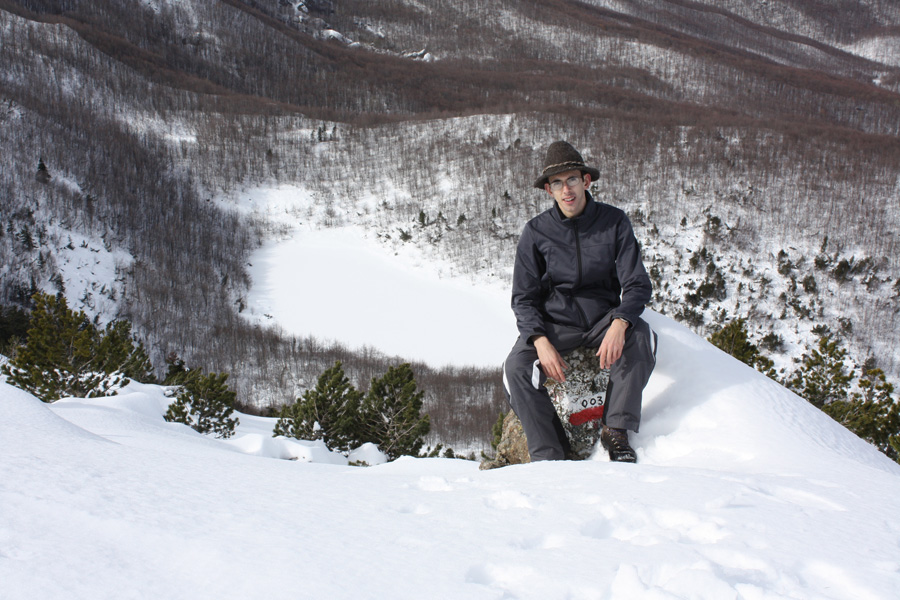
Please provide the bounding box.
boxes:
[533,141,600,189]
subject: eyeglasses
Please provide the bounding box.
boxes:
[548,175,584,191]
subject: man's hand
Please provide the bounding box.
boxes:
[533,335,568,382]
[596,319,628,369]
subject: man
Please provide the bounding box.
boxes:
[503,141,657,463]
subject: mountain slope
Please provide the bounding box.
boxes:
[2,0,900,446]
[2,312,899,599]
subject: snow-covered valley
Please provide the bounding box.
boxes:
[244,223,516,368]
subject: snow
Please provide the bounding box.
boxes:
[52,231,131,313]
[3,311,900,600]
[320,29,352,45]
[214,183,319,226]
[245,225,518,367]
[839,35,900,69]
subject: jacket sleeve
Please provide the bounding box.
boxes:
[510,224,547,342]
[611,215,652,325]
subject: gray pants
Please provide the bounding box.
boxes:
[502,314,657,461]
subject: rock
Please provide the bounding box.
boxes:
[480,347,608,469]
[479,410,531,470]
[305,0,334,14]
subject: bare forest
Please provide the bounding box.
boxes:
[2,0,900,450]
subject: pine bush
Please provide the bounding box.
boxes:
[0,304,30,354]
[2,293,152,401]
[709,318,758,365]
[786,337,899,463]
[359,363,430,460]
[164,368,239,439]
[95,320,154,382]
[822,365,900,462]
[786,332,853,408]
[273,361,362,453]
[708,318,774,376]
[273,361,432,460]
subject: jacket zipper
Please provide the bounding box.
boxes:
[572,220,589,329]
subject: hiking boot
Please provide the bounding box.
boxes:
[600,426,637,463]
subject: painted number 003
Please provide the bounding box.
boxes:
[581,396,603,408]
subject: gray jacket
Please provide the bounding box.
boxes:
[511,192,652,341]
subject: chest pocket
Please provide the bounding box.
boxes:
[543,244,579,288]
[578,242,616,287]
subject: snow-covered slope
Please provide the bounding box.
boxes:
[2,312,898,599]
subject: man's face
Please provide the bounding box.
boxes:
[545,169,590,219]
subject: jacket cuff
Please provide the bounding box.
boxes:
[523,329,546,344]
[612,315,632,328]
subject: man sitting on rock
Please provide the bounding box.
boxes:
[503,141,658,463]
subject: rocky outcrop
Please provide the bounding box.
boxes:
[301,0,335,15]
[481,347,608,469]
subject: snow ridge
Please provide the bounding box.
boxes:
[2,311,899,599]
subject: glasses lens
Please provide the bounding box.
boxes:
[550,175,582,191]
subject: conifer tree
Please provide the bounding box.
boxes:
[95,320,154,382]
[822,363,900,463]
[163,352,191,385]
[708,318,774,376]
[273,361,362,453]
[17,227,34,250]
[35,158,50,184]
[3,293,96,400]
[2,293,153,401]
[786,332,853,408]
[164,368,239,439]
[359,363,430,460]
[709,318,759,365]
[0,305,30,354]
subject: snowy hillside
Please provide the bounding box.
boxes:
[4,0,900,448]
[3,311,899,600]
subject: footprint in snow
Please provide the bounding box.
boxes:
[416,476,453,492]
[484,490,535,510]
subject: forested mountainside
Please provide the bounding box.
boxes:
[2,0,900,449]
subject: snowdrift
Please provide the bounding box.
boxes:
[2,311,899,599]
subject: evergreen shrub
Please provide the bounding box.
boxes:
[360,363,430,461]
[163,355,239,439]
[273,361,362,453]
[2,293,153,401]
[274,361,431,460]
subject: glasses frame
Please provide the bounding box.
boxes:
[548,174,585,191]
